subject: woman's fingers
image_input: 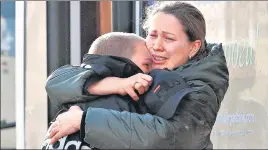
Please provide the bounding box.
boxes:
[139,74,153,85]
[137,79,150,91]
[49,123,59,139]
[69,105,82,111]
[50,121,58,129]
[136,75,153,93]
[123,73,153,100]
[50,132,63,145]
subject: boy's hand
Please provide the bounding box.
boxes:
[118,73,153,101]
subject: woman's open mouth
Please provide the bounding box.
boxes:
[151,54,168,64]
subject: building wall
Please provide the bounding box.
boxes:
[1,56,16,148]
[24,1,48,148]
[189,1,268,148]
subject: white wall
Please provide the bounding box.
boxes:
[24,1,48,148]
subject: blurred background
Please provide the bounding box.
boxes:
[1,1,268,149]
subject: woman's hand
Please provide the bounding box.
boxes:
[87,73,153,101]
[117,73,153,101]
[49,106,83,145]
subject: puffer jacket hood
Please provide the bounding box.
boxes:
[177,43,229,107]
[179,43,229,91]
[171,43,229,149]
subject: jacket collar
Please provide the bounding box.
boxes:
[82,54,143,77]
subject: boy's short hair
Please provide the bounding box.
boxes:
[88,32,145,59]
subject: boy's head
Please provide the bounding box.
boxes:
[88,32,152,73]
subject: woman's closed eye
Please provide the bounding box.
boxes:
[165,37,175,42]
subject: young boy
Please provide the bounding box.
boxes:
[42,32,191,149]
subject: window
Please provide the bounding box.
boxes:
[1,1,16,149]
[190,1,268,149]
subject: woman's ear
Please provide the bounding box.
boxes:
[189,40,201,58]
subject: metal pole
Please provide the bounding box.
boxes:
[70,1,81,65]
[47,1,70,122]
[135,1,140,35]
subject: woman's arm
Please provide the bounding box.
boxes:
[49,81,223,149]
[46,65,152,103]
[46,64,152,119]
[80,80,226,149]
[82,108,176,149]
[88,73,153,101]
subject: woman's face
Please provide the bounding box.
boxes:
[146,12,199,70]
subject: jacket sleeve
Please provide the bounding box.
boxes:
[45,62,117,103]
[45,65,100,105]
[81,81,221,149]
